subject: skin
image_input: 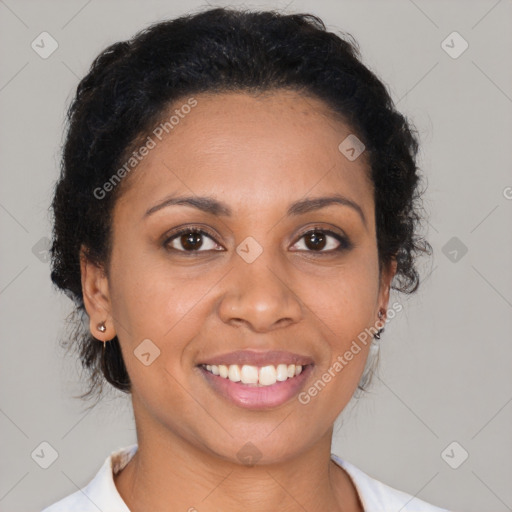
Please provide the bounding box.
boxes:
[81,90,397,512]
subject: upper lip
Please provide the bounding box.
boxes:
[198,350,314,367]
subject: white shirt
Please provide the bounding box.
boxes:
[41,443,450,511]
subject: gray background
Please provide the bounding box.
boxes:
[1,0,511,511]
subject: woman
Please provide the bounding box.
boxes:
[42,6,449,511]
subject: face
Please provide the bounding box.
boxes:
[82,90,395,464]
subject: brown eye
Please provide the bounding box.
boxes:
[304,231,327,251]
[292,229,351,253]
[180,232,204,251]
[164,228,221,252]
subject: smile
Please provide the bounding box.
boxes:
[198,363,313,410]
[201,363,304,387]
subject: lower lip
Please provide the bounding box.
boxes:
[199,365,313,410]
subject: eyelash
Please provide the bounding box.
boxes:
[163,226,352,255]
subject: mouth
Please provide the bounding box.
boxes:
[196,351,314,410]
[200,362,307,386]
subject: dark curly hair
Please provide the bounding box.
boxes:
[50,6,432,405]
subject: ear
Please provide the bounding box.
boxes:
[377,257,398,320]
[80,245,116,341]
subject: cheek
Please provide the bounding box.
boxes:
[306,258,380,338]
[297,279,374,423]
[108,245,220,351]
[300,257,378,394]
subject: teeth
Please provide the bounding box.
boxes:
[276,364,288,381]
[259,365,277,386]
[228,364,241,382]
[240,365,258,384]
[203,363,304,386]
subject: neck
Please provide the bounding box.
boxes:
[114,403,363,512]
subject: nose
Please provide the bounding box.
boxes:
[217,250,303,333]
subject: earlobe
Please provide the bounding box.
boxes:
[79,246,115,340]
[385,257,398,293]
[378,257,398,315]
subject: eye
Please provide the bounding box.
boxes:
[164,228,223,252]
[291,228,352,253]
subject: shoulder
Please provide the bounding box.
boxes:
[40,444,138,512]
[331,454,452,512]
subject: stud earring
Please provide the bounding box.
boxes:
[97,322,106,333]
[374,309,385,339]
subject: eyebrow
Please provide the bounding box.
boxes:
[145,193,366,227]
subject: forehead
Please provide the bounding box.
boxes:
[115,90,374,219]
